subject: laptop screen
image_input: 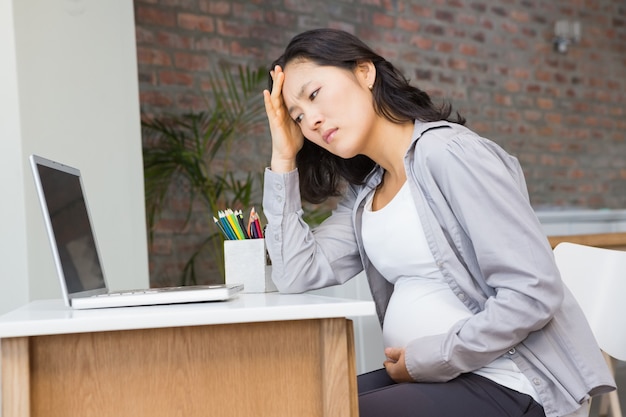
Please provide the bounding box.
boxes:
[33,157,106,295]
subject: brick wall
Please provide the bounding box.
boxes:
[134,0,626,285]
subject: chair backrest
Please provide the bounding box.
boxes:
[553,242,626,361]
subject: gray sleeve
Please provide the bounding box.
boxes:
[262,168,363,293]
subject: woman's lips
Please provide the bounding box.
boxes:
[322,128,337,144]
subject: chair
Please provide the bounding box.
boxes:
[553,242,626,417]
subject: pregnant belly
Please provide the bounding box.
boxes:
[382,276,473,348]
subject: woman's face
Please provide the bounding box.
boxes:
[281,59,377,159]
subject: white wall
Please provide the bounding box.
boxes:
[0,0,30,314]
[0,0,149,314]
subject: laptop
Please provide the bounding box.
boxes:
[29,154,243,309]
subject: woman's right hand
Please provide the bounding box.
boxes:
[263,65,304,173]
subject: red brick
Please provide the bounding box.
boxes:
[504,80,521,93]
[490,6,508,17]
[174,52,210,71]
[435,10,455,24]
[534,69,552,82]
[216,18,249,37]
[545,113,562,124]
[537,98,554,109]
[538,126,554,136]
[140,91,173,107]
[178,13,214,32]
[410,35,433,50]
[501,21,518,34]
[510,10,529,23]
[135,6,176,27]
[198,0,230,15]
[505,113,522,125]
[481,19,494,30]
[540,154,556,166]
[524,110,542,121]
[135,27,154,44]
[229,41,263,58]
[195,36,229,54]
[136,46,172,66]
[159,70,194,87]
[175,93,206,111]
[397,18,420,32]
[458,43,478,56]
[408,4,433,17]
[372,13,395,29]
[265,10,297,27]
[448,57,467,70]
[436,41,454,53]
[494,93,512,106]
[156,31,193,49]
[232,3,264,21]
[458,14,477,25]
[282,0,314,12]
[424,23,445,36]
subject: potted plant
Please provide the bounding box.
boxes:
[142,65,267,285]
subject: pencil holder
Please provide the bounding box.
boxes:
[224,239,276,293]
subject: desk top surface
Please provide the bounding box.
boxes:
[0,293,376,338]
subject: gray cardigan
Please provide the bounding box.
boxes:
[262,120,615,417]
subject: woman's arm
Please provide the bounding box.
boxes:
[263,168,363,292]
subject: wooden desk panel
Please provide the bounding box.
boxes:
[3,318,357,417]
[1,337,30,416]
[548,232,626,250]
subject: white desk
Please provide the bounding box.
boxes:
[1,293,376,417]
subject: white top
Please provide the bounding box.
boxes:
[362,183,462,347]
[0,293,376,338]
[362,183,540,402]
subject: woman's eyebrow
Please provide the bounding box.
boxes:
[287,81,311,114]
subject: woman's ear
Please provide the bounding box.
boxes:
[355,60,376,89]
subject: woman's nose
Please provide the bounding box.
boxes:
[306,111,323,131]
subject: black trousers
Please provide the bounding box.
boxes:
[358,369,546,417]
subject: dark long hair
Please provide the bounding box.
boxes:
[269,28,465,203]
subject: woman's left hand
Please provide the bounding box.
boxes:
[383,347,414,383]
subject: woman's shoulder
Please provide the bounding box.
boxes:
[413,121,509,160]
[412,121,475,157]
[410,121,524,186]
